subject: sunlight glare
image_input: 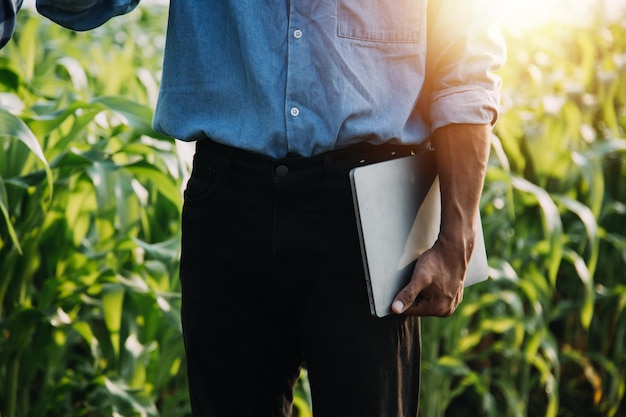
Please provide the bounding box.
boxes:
[503,0,625,33]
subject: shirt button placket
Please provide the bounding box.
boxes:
[290,29,303,120]
[286,15,304,154]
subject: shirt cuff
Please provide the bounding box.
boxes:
[429,86,501,132]
[36,0,138,31]
[39,0,101,12]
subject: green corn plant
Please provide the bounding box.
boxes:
[1,8,190,417]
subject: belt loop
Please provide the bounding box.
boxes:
[323,154,339,190]
[219,145,233,168]
[323,153,333,178]
[203,138,233,169]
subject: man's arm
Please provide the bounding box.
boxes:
[37,0,139,31]
[392,123,490,316]
[392,0,506,316]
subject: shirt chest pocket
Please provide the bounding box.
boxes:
[338,0,426,43]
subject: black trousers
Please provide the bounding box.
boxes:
[180,139,421,417]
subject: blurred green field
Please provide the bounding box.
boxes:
[1,4,625,417]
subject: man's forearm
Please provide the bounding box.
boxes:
[432,123,491,271]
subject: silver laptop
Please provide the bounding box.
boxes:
[349,151,489,317]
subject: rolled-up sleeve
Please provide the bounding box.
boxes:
[424,0,506,131]
[36,0,139,31]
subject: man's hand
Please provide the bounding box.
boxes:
[392,123,491,317]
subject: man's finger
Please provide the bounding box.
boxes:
[404,299,451,317]
[403,289,463,317]
[391,280,428,314]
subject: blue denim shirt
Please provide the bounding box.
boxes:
[37,0,505,158]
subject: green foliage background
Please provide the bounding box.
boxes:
[1,5,625,417]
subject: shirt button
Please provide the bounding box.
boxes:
[275,165,289,177]
[293,29,303,39]
[290,107,300,117]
